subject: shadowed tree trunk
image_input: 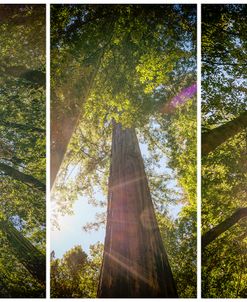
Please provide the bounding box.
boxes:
[0,220,45,284]
[202,111,247,156]
[97,122,178,298]
[51,98,81,188]
[50,12,117,188]
[51,43,111,188]
[0,162,45,192]
[50,68,98,188]
[1,65,45,87]
[202,207,247,250]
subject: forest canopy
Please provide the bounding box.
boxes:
[0,5,46,298]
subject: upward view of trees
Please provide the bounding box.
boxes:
[201,5,247,298]
[0,5,46,297]
[51,4,196,298]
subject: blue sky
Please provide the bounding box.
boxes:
[51,196,105,257]
[51,140,183,259]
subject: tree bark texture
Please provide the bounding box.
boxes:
[97,123,178,298]
[202,111,247,156]
[0,162,45,192]
[202,207,247,250]
[0,220,46,284]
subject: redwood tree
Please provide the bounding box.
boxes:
[50,5,115,187]
[98,123,177,297]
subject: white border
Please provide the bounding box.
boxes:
[46,3,51,300]
[197,3,201,300]
[2,0,247,3]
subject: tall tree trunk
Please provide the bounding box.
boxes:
[50,14,116,188]
[0,162,45,192]
[202,207,247,250]
[0,220,45,284]
[51,99,81,187]
[98,123,178,298]
[202,111,247,156]
[51,51,105,188]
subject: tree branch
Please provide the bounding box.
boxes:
[0,162,45,193]
[202,59,247,67]
[202,111,247,156]
[1,65,45,87]
[202,207,247,250]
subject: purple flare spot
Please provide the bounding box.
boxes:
[170,83,197,107]
[162,83,197,113]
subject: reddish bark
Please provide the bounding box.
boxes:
[98,123,178,298]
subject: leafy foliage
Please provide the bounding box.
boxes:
[0,5,46,297]
[148,97,197,297]
[202,4,247,126]
[202,4,247,298]
[51,243,103,298]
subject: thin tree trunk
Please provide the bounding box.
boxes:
[202,207,247,250]
[1,65,45,87]
[0,162,45,192]
[98,122,178,298]
[202,111,247,156]
[0,220,45,284]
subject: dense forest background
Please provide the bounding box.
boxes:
[0,5,46,297]
[50,4,197,298]
[201,4,247,298]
